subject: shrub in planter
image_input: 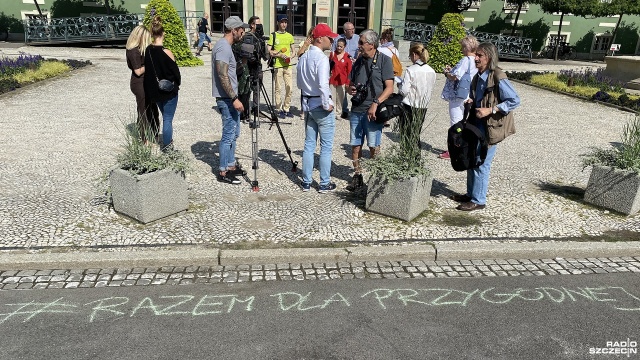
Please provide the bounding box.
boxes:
[143,0,203,67]
[583,115,640,215]
[110,121,191,223]
[363,103,433,222]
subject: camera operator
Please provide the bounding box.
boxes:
[346,29,395,192]
[212,16,251,185]
[241,16,267,120]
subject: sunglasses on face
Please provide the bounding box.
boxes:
[358,41,367,45]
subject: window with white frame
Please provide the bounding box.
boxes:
[501,29,523,37]
[504,1,529,11]
[592,33,613,53]
[548,34,568,46]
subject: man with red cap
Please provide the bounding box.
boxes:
[296,23,339,193]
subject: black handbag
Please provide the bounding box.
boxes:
[149,50,174,92]
[374,93,404,123]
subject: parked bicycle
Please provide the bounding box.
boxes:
[545,42,577,60]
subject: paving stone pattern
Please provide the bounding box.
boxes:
[2,257,639,290]
[0,46,639,250]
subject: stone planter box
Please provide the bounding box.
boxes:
[365,174,433,222]
[110,168,188,223]
[584,165,640,215]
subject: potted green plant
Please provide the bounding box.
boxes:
[363,104,433,222]
[583,114,640,215]
[109,121,191,223]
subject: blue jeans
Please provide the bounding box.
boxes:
[349,111,383,147]
[198,32,211,47]
[302,108,336,186]
[466,120,498,205]
[157,94,178,147]
[217,98,241,172]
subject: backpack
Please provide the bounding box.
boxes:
[447,106,488,172]
[388,46,403,77]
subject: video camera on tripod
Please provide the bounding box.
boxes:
[239,26,268,64]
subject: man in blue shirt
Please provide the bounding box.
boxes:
[452,42,521,211]
[296,23,339,193]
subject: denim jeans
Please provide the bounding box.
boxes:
[302,108,336,186]
[466,120,498,205]
[157,94,178,147]
[198,32,211,47]
[217,98,241,172]
[349,111,383,147]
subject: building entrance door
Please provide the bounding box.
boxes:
[337,0,369,33]
[275,0,306,36]
[210,0,243,33]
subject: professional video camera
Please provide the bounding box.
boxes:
[240,25,267,64]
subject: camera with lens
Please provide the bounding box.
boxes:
[351,83,368,107]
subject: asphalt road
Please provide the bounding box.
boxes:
[1,273,638,360]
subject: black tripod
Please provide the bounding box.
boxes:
[247,67,298,192]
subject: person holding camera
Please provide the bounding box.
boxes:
[212,16,251,185]
[244,16,268,119]
[346,29,395,192]
[195,13,213,56]
[268,15,295,119]
[297,24,339,193]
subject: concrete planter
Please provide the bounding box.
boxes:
[365,174,433,222]
[584,165,640,215]
[110,168,188,223]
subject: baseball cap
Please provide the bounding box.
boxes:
[224,16,250,30]
[312,23,338,39]
[277,15,288,22]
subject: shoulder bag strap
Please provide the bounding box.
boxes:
[148,48,160,83]
[365,50,379,99]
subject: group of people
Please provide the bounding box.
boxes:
[126,16,520,212]
[125,16,180,151]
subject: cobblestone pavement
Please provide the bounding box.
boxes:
[0,45,638,251]
[2,256,639,290]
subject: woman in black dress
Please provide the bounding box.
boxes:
[125,25,158,143]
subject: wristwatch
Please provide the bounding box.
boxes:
[373,99,380,105]
[491,106,497,114]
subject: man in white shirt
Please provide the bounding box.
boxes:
[296,23,339,193]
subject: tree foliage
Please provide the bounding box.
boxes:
[427,13,466,74]
[50,0,127,18]
[143,0,202,67]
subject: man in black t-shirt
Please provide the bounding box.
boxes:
[196,13,213,56]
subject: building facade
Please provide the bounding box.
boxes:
[4,0,640,56]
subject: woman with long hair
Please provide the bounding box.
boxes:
[439,35,479,159]
[126,25,158,142]
[143,16,181,151]
[398,43,436,156]
[329,37,352,120]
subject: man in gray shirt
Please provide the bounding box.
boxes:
[346,29,395,192]
[212,16,250,185]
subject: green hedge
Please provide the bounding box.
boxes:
[143,0,203,67]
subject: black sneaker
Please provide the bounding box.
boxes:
[346,173,364,192]
[218,172,241,184]
[318,182,337,194]
[228,167,247,176]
